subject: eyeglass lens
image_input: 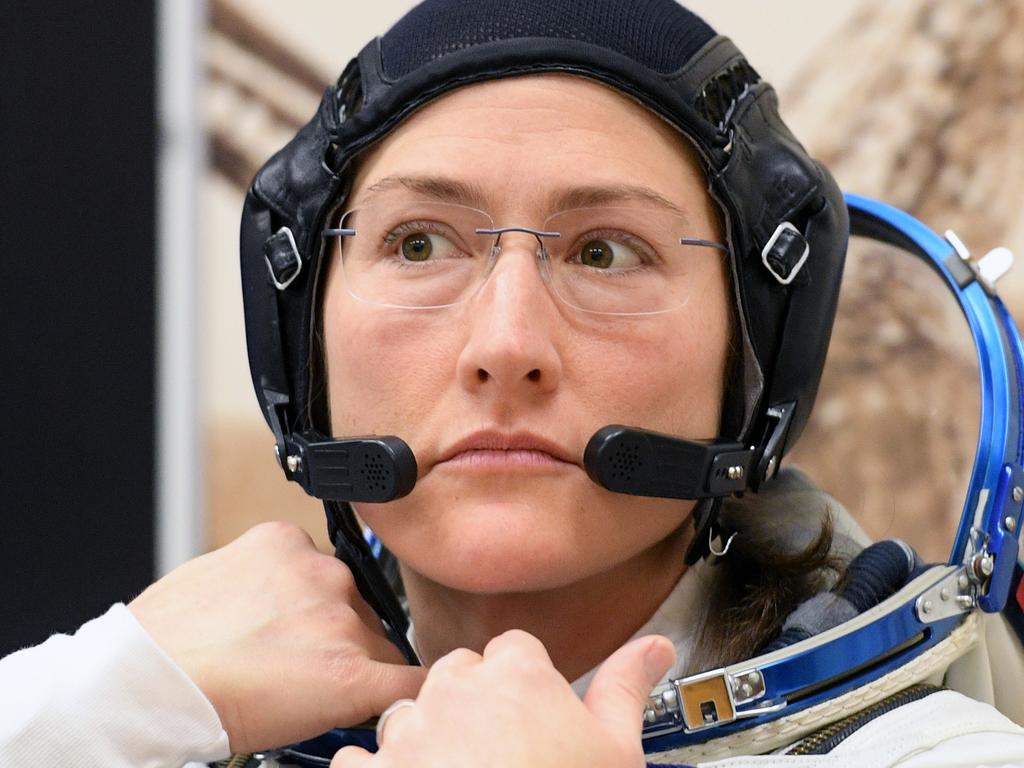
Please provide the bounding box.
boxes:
[329,198,726,315]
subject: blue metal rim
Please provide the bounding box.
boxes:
[639,195,1024,753]
[843,194,1019,564]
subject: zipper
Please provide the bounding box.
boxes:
[212,754,258,768]
[786,683,943,755]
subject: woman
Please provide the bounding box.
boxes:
[2,1,1021,766]
[230,0,1024,763]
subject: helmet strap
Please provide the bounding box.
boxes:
[325,500,421,664]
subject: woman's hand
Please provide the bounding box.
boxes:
[331,630,675,768]
[128,521,426,754]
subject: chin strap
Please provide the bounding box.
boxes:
[325,500,420,665]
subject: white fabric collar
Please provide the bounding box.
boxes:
[570,557,713,697]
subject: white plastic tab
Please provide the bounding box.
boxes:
[945,229,971,261]
[977,247,1014,287]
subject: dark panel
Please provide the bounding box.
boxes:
[0,1,156,654]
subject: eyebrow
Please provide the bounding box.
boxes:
[364,175,490,209]
[361,174,692,223]
[552,185,690,222]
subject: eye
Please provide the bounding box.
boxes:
[401,232,434,261]
[385,225,459,262]
[575,237,645,270]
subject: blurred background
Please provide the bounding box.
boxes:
[3,0,1022,656]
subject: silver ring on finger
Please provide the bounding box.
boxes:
[375,698,416,746]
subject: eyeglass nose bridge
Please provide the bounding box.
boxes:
[475,225,561,279]
[475,225,561,239]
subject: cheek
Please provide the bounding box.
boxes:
[646,279,731,434]
[323,282,455,436]
[564,289,730,438]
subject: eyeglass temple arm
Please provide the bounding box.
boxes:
[681,237,729,252]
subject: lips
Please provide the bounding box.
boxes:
[437,430,578,467]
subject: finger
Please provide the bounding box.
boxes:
[482,629,552,665]
[356,661,429,717]
[327,596,392,645]
[340,585,387,638]
[427,646,483,674]
[584,635,675,739]
[301,554,390,641]
[331,745,373,768]
[363,628,415,666]
[375,699,418,747]
[317,602,400,666]
[245,520,317,551]
[416,646,482,699]
[325,563,391,640]
[351,602,390,640]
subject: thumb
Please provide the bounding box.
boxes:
[331,746,373,768]
[583,635,675,737]
[356,661,428,719]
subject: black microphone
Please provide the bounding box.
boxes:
[584,425,753,500]
[283,434,418,502]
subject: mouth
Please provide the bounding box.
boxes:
[436,430,579,471]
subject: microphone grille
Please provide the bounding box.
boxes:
[608,438,644,483]
[358,446,393,494]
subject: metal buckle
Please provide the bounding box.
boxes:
[914,565,977,623]
[945,229,1014,297]
[761,222,810,285]
[265,226,303,291]
[643,666,785,738]
[677,669,737,730]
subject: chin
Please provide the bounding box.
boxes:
[415,541,590,595]
[388,497,603,594]
[360,479,689,595]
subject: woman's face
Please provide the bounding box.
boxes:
[323,75,731,594]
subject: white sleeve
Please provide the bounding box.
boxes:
[0,603,231,767]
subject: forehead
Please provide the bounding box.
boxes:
[348,74,710,219]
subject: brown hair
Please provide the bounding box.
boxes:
[685,512,846,674]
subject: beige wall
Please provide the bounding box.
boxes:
[235,1,866,86]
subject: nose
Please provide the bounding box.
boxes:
[456,232,563,401]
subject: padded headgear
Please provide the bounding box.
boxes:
[241,0,848,504]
